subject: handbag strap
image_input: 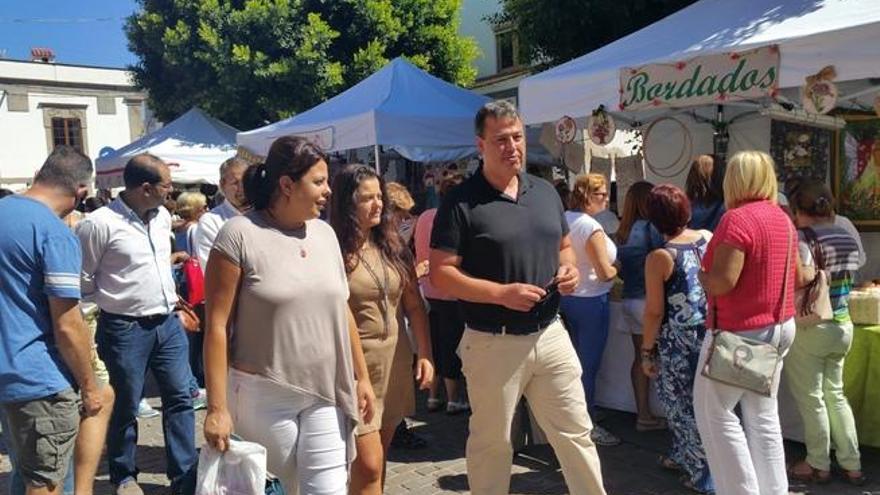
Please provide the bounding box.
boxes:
[710,220,793,330]
[777,221,793,324]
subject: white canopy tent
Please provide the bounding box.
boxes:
[95,107,239,188]
[519,0,880,434]
[237,58,490,163]
[520,0,880,126]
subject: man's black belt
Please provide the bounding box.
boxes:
[467,316,559,336]
[99,310,170,325]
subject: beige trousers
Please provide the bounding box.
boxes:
[459,319,606,495]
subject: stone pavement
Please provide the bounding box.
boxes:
[2,392,879,495]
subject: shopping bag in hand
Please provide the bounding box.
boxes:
[196,439,267,495]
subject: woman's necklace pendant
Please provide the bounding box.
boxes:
[300,246,307,258]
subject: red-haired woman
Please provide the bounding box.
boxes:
[640,184,714,494]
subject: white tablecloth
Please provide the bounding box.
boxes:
[594,301,806,441]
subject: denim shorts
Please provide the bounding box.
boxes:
[619,298,646,335]
[2,388,80,488]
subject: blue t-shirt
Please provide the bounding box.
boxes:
[618,219,664,299]
[0,195,81,402]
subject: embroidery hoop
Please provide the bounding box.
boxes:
[643,116,693,178]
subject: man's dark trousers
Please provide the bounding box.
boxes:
[97,312,197,494]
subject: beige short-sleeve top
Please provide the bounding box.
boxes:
[211,213,358,428]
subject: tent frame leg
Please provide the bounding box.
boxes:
[374,145,381,174]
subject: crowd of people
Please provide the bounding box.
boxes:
[0,100,869,495]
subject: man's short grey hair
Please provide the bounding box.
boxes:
[219,157,249,179]
[34,146,93,194]
[474,100,521,137]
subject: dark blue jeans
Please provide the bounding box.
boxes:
[560,293,610,417]
[96,311,197,494]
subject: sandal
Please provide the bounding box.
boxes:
[841,469,867,486]
[787,461,831,484]
[636,417,668,432]
[658,455,681,472]
[680,476,714,495]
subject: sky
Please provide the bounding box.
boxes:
[0,0,139,67]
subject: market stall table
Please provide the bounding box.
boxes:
[596,303,880,448]
[843,323,880,447]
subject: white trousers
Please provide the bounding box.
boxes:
[229,369,348,495]
[693,319,796,495]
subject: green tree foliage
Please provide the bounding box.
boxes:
[495,0,697,68]
[126,0,479,129]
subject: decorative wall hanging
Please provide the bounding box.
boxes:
[801,66,838,115]
[590,156,612,180]
[587,106,616,145]
[770,120,831,185]
[555,116,577,144]
[614,155,646,212]
[833,113,880,230]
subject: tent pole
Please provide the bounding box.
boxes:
[374,145,380,174]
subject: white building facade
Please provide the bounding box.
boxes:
[459,0,531,102]
[0,59,148,189]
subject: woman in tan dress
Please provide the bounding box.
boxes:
[331,164,434,495]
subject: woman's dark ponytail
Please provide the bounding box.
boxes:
[244,162,272,211]
[792,179,834,219]
[244,137,327,211]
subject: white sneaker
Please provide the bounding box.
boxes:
[137,399,160,419]
[590,425,620,446]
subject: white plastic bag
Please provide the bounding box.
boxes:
[196,439,268,495]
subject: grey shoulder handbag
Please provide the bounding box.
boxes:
[701,224,792,397]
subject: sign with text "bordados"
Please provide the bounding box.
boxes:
[619,45,780,111]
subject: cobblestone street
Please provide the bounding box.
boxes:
[2,388,879,494]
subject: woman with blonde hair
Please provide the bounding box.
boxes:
[685,155,725,231]
[785,180,864,485]
[560,173,620,446]
[696,151,797,495]
[174,191,207,255]
[616,181,666,432]
[385,182,417,245]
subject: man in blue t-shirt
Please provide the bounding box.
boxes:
[0,146,105,495]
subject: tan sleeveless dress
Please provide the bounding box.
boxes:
[348,245,406,434]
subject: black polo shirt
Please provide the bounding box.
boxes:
[430,168,568,331]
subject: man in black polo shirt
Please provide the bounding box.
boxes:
[430,101,606,495]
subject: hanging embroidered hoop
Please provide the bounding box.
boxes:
[643,116,693,178]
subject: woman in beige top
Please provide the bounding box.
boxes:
[202,137,375,495]
[331,164,434,495]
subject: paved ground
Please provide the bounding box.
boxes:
[2,390,878,495]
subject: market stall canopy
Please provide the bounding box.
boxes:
[237,58,491,162]
[95,107,239,188]
[519,0,880,125]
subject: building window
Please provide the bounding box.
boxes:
[51,117,85,152]
[40,105,89,156]
[495,29,522,72]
